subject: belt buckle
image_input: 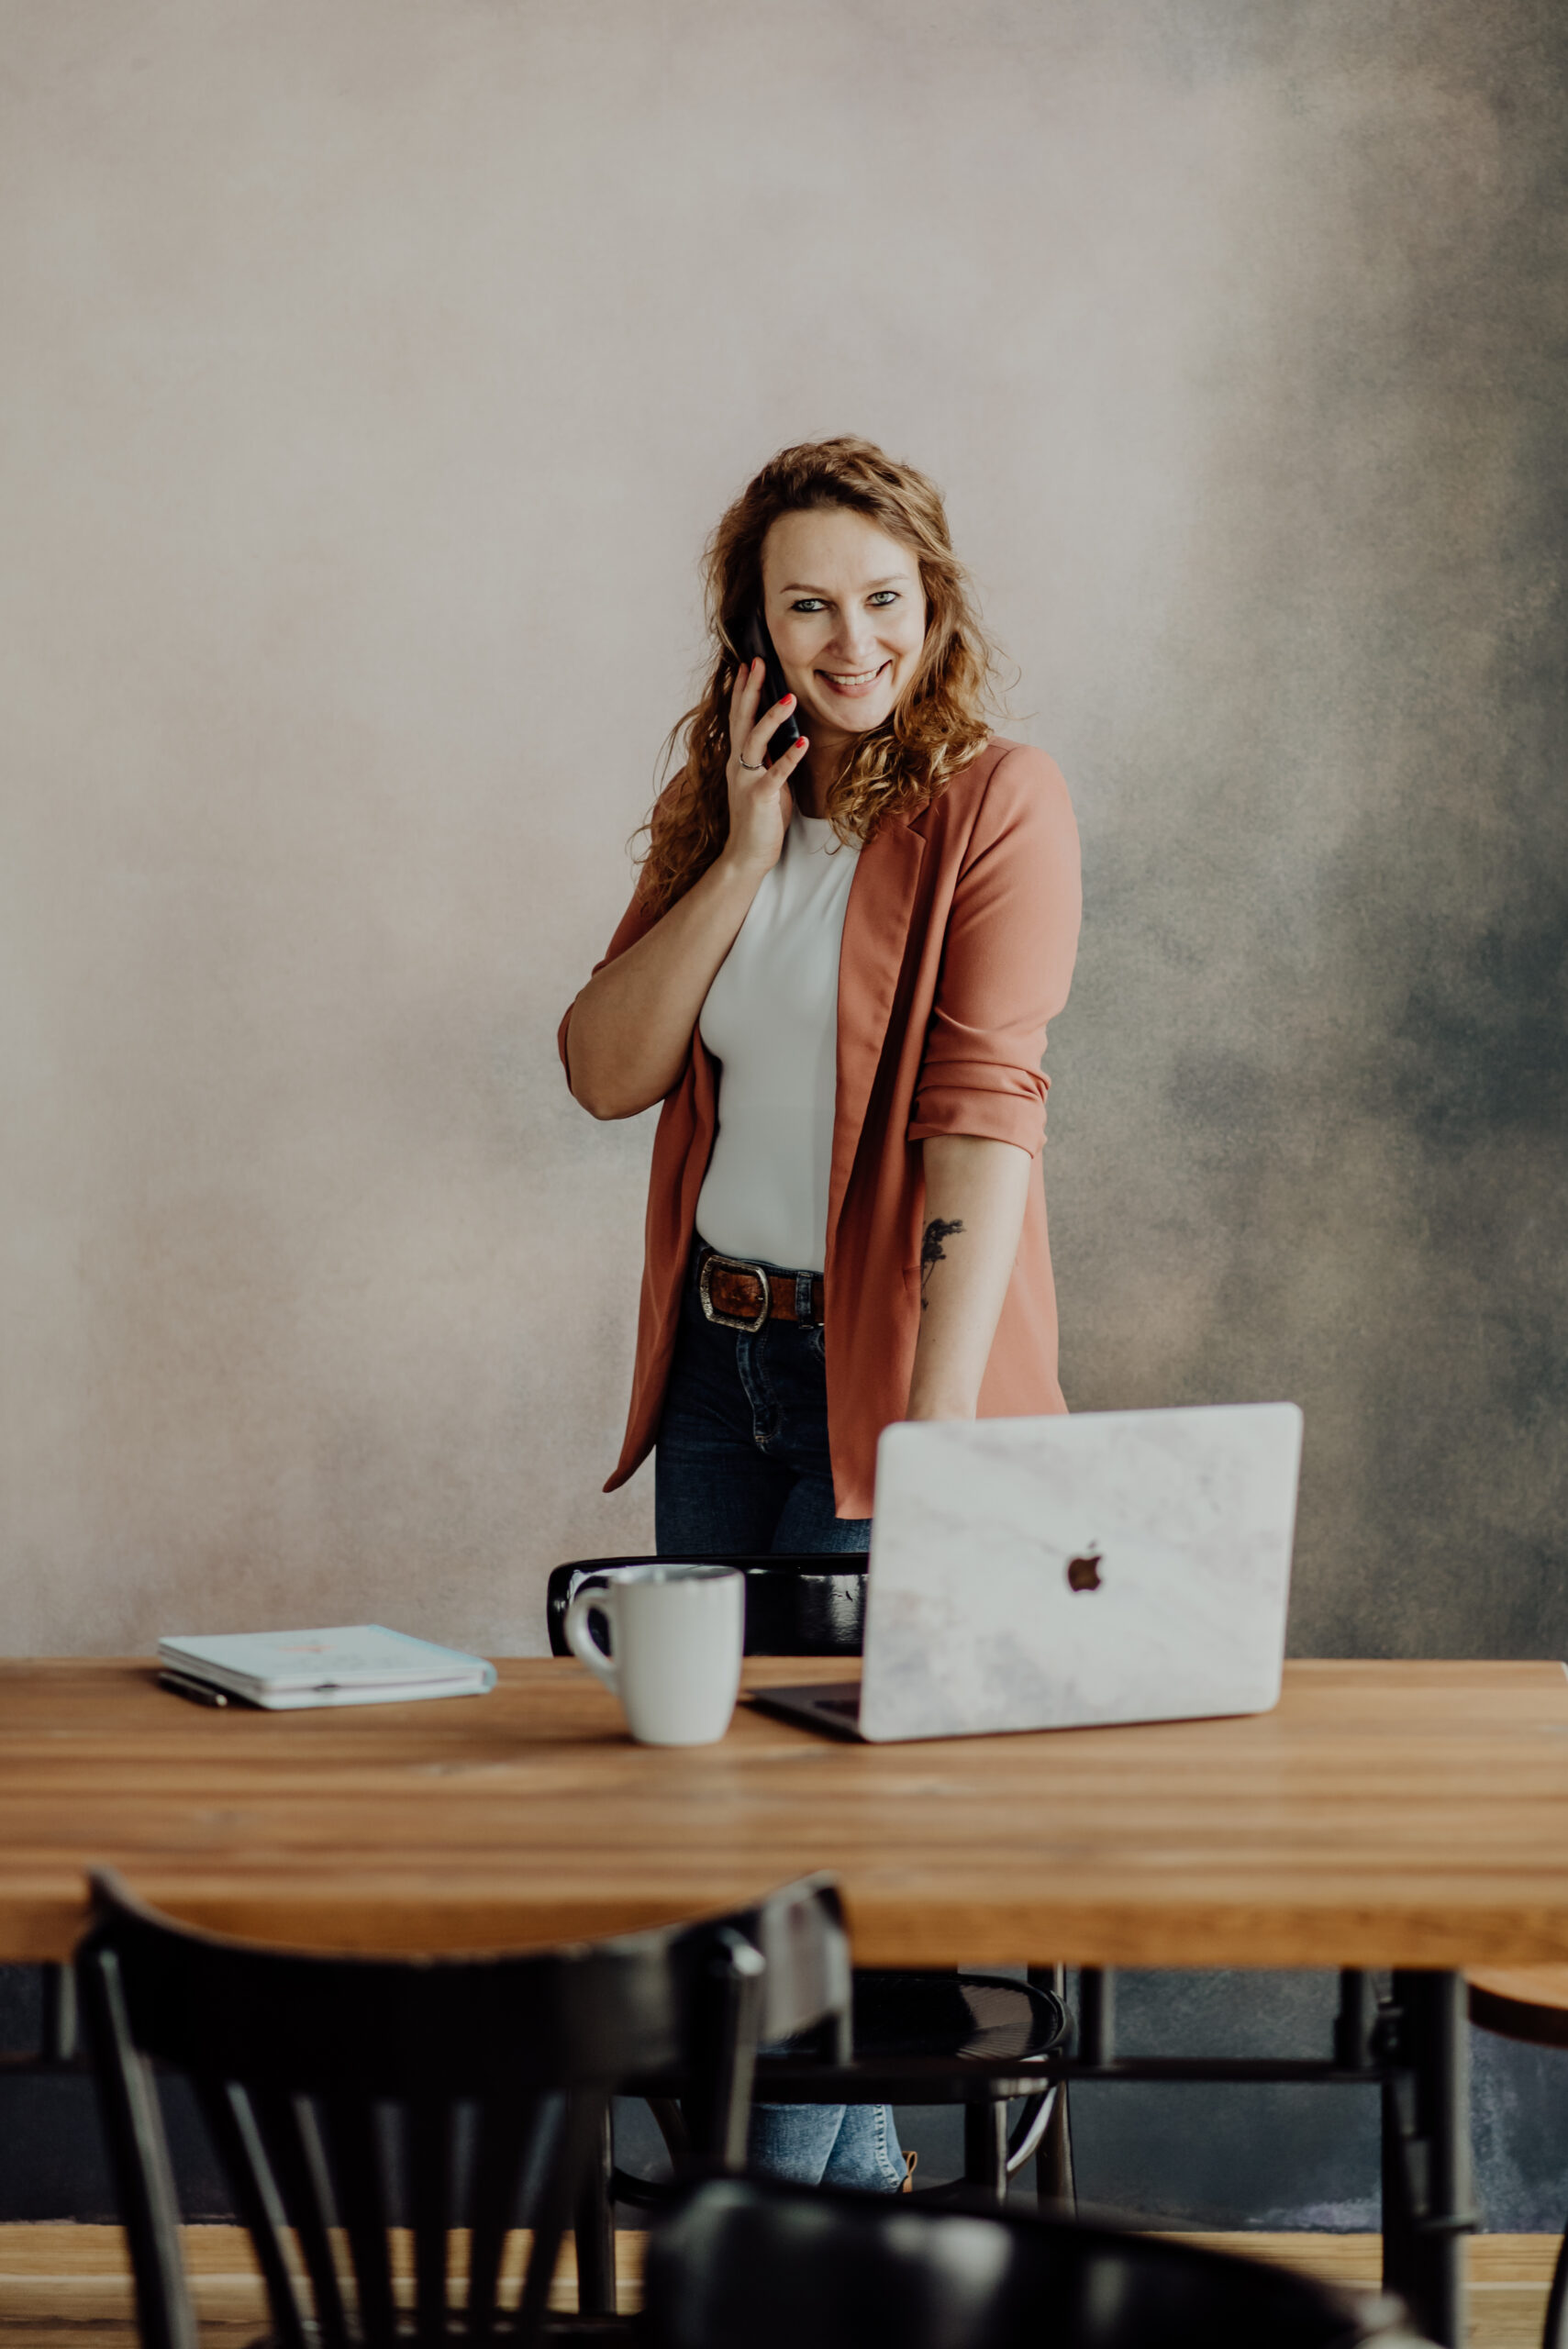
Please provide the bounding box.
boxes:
[699,1251,772,1333]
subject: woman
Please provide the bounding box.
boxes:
[559,436,1081,2184]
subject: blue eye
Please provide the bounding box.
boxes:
[868,591,900,607]
[791,597,826,613]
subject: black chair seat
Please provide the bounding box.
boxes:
[643,2177,1428,2349]
[851,1969,1066,2063]
[547,1556,868,1659]
[614,1975,1068,2207]
[751,1971,1068,2109]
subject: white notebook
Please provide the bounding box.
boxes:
[157,1625,496,1710]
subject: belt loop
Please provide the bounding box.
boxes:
[795,1271,816,1324]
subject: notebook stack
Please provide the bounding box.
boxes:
[156,1625,496,1710]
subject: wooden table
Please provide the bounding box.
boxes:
[7,1655,1568,2345]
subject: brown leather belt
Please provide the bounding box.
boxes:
[697,1247,824,1332]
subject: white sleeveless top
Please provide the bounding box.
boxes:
[695,813,861,1275]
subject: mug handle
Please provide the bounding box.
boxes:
[564,1582,619,1696]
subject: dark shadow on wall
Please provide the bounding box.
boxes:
[1046,0,1568,1663]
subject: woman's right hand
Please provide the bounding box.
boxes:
[721,658,810,876]
[563,661,809,1119]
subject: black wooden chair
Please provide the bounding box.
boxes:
[545,1555,868,1664]
[548,1556,1070,2205]
[641,2176,1434,2349]
[1467,1965,1568,2349]
[76,1865,849,2347]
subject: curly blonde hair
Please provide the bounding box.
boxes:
[637,437,1004,914]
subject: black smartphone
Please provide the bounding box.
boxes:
[737,608,804,766]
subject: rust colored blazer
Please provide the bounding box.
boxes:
[559,738,1082,1519]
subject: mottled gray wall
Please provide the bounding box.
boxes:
[1046,4,1568,1660]
[2,1,1563,1663]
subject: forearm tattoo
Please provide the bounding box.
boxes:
[918,1217,965,1310]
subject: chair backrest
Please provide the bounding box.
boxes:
[546,1555,867,1659]
[641,2178,1432,2349]
[78,1870,850,2349]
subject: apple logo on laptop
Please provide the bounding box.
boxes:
[1066,1552,1103,1593]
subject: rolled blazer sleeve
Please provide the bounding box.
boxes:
[906,743,1082,1158]
[557,889,660,1082]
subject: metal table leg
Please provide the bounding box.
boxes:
[573,2103,617,2316]
[962,2100,1011,2204]
[1028,1965,1075,2214]
[1380,1969,1473,2349]
[1035,2078,1075,2213]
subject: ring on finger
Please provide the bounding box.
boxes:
[738,755,765,772]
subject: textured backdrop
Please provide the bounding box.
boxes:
[2,0,1563,1663]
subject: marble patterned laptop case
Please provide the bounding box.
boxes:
[858,1404,1303,1743]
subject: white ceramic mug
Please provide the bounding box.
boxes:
[563,1564,745,1746]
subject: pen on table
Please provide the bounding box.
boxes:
[157,1669,231,1709]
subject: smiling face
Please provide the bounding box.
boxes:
[760,507,929,757]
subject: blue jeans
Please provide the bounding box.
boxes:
[655,1252,872,1555]
[656,1251,901,2191]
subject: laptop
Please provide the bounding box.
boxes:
[748,1403,1303,1742]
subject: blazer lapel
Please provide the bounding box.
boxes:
[828,813,928,1241]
